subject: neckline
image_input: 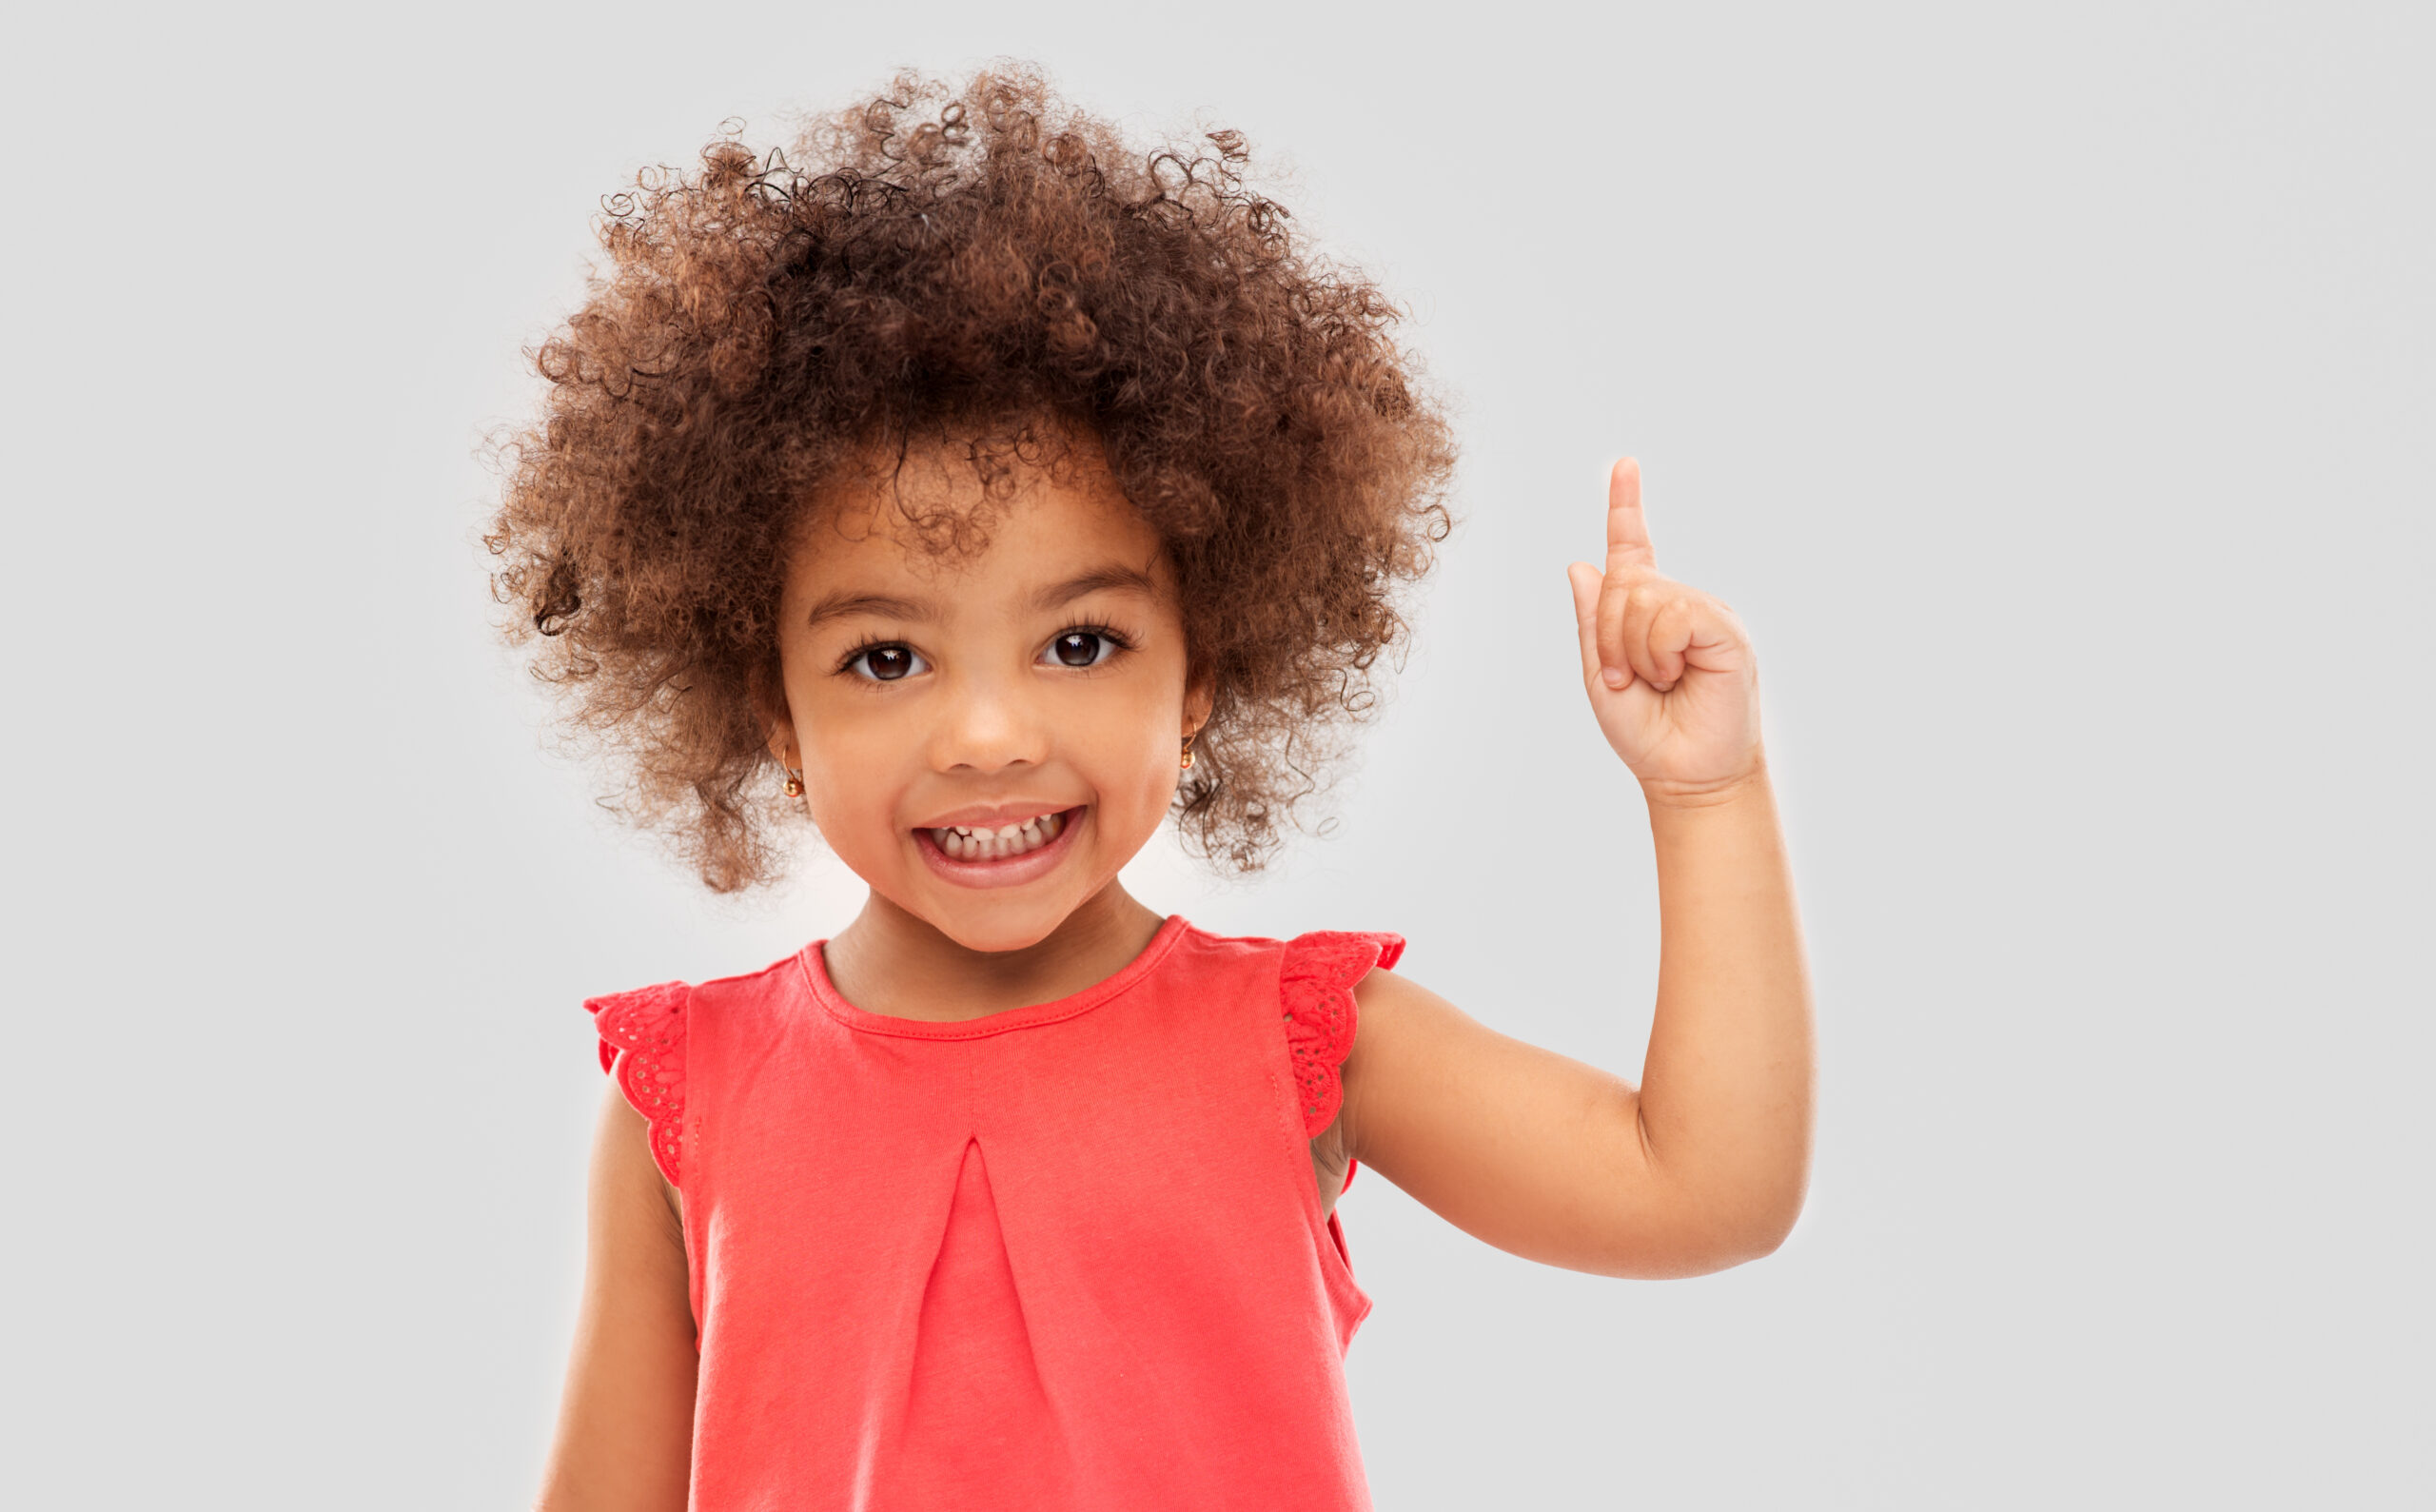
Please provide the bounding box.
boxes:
[795,914,1191,1039]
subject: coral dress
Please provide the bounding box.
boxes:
[586,916,1403,1511]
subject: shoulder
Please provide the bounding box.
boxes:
[1346,958,1431,1019]
[1282,929,1405,977]
[584,947,809,1043]
[584,981,691,1187]
[586,979,690,1059]
[1257,929,1404,1137]
[1335,960,1470,1139]
[1160,925,1405,1031]
[1166,922,1403,979]
[1278,930,1405,1050]
[580,949,809,1187]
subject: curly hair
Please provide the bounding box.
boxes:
[487,66,1457,892]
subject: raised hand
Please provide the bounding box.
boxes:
[1566,459,1763,798]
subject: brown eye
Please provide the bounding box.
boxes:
[1050,632,1110,668]
[847,643,927,682]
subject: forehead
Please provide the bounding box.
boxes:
[788,426,1167,594]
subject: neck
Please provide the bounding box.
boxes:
[823,881,1168,1022]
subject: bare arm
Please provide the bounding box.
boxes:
[1340,460,1814,1278]
[534,1084,697,1512]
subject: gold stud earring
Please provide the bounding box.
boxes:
[783,768,805,797]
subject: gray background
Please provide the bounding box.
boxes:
[7,2,2429,1506]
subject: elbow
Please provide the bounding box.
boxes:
[1720,1208,1798,1267]
[1653,1218,1795,1278]
[1730,1178,1808,1263]
[1639,1213,1798,1279]
[1588,1174,1807,1280]
[1692,1183,1807,1272]
[1565,1109,1812,1279]
[1695,1165,1809,1270]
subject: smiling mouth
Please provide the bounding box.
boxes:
[923,808,1073,862]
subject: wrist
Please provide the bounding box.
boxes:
[1640,755,1770,815]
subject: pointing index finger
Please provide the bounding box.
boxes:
[1603,457,1659,582]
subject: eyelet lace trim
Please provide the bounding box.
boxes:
[586,981,689,1186]
[1280,931,1405,1137]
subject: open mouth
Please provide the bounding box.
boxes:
[925,808,1070,861]
[913,807,1087,887]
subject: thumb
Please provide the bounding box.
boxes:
[1566,562,1623,692]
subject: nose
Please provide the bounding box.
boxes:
[928,663,1050,775]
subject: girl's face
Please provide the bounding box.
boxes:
[767,428,1210,954]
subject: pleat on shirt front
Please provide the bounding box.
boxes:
[887,1139,1073,1504]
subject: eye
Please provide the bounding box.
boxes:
[1043,629,1123,669]
[844,642,928,682]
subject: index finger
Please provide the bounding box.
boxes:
[1603,457,1659,582]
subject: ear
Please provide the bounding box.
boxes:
[1182,673,1216,741]
[749,659,800,772]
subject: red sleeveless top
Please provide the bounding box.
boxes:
[585,917,1403,1511]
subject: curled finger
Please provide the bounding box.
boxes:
[1594,574,1637,690]
[1618,580,1674,689]
[1647,594,1703,687]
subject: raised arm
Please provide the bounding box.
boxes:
[1337,460,1814,1278]
[534,1085,698,1511]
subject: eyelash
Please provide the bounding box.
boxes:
[834,636,922,682]
[1045,621,1135,669]
[831,622,1139,682]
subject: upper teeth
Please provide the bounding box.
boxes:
[931,810,1065,860]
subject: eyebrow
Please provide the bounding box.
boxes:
[1031,564,1159,613]
[801,592,933,630]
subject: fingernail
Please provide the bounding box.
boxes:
[1602,667,1627,689]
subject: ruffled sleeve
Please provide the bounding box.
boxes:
[1279,931,1405,1138]
[585,981,689,1187]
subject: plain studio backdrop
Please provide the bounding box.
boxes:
[5,3,2428,1506]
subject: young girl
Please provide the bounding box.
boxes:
[495,68,1812,1512]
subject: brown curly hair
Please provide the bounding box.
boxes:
[487,66,1456,892]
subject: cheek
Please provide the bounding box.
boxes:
[798,767,886,863]
[801,771,875,839]
[1078,687,1186,828]
[790,689,910,843]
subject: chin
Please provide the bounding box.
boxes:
[914,890,1080,954]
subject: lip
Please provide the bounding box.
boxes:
[914,806,1086,891]
[914,800,1077,831]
